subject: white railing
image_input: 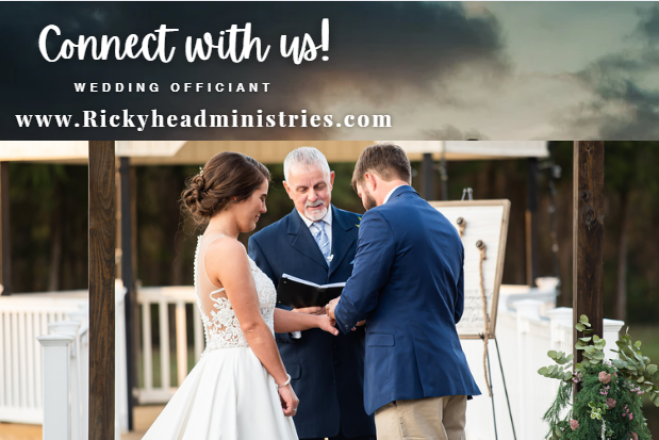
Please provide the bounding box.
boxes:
[37,281,128,440]
[0,282,128,440]
[462,285,625,440]
[136,286,205,404]
[0,290,87,424]
[3,280,628,439]
[38,318,85,440]
[0,283,206,426]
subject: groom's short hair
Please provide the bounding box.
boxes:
[352,143,412,192]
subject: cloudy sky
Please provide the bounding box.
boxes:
[325,1,659,140]
[1,2,657,140]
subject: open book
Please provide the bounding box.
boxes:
[277,274,345,308]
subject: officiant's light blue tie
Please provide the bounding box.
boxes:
[311,221,331,264]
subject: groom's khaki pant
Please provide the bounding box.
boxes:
[374,395,467,440]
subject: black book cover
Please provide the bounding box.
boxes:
[276,274,345,308]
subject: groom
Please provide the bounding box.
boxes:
[248,147,376,440]
[328,143,480,440]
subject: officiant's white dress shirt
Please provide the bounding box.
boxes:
[292,207,333,338]
[297,206,333,247]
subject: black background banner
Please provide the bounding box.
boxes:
[3,2,659,140]
[0,1,507,140]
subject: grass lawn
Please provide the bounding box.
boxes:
[627,324,659,437]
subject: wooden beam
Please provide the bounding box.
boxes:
[119,157,137,430]
[88,142,115,439]
[422,153,435,200]
[0,162,10,295]
[572,141,605,369]
[526,157,540,287]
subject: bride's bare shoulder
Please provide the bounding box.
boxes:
[205,236,248,265]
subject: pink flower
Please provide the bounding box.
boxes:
[570,419,579,431]
[598,371,612,384]
[613,372,618,377]
[606,398,616,409]
[630,433,638,440]
[630,413,633,420]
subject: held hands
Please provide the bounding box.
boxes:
[326,297,365,331]
[326,297,339,323]
[292,306,326,315]
[316,314,339,336]
[291,304,338,335]
[278,382,299,417]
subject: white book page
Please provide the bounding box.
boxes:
[281,273,346,289]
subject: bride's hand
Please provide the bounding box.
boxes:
[292,306,326,315]
[316,314,339,336]
[278,384,299,417]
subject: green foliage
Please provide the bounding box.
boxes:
[611,328,659,407]
[538,315,659,440]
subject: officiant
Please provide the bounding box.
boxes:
[248,147,376,440]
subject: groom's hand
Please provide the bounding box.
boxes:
[327,298,364,331]
[292,306,326,315]
[326,297,339,321]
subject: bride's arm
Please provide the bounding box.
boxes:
[207,239,298,415]
[274,308,339,335]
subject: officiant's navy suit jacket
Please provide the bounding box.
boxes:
[334,186,481,415]
[248,206,375,439]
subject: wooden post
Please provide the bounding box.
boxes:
[572,141,605,369]
[526,158,539,287]
[0,162,10,295]
[422,153,434,200]
[88,142,115,439]
[119,157,137,430]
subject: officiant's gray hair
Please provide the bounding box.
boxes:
[283,147,331,181]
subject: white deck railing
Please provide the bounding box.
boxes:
[0,283,205,427]
[36,282,128,440]
[1,281,627,440]
[462,285,625,440]
[0,283,128,440]
[0,291,87,424]
[136,286,205,404]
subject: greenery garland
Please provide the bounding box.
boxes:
[538,315,659,440]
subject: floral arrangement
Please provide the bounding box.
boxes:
[538,315,659,440]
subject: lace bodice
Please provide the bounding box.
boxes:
[194,235,277,351]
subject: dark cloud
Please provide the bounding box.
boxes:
[0,2,508,139]
[634,3,659,45]
[560,5,659,139]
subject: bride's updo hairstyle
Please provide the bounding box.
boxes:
[182,152,270,223]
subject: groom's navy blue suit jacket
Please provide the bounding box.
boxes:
[334,186,481,415]
[248,206,376,439]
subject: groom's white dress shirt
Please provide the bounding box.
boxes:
[383,185,407,205]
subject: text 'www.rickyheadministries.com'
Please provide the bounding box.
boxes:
[15,109,393,131]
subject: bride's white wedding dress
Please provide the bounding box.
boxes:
[142,233,298,440]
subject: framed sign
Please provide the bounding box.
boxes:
[429,200,511,340]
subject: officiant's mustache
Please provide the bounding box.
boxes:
[305,200,328,220]
[306,200,325,209]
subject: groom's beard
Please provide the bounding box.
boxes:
[363,192,377,211]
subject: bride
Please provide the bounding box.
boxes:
[143,152,339,439]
